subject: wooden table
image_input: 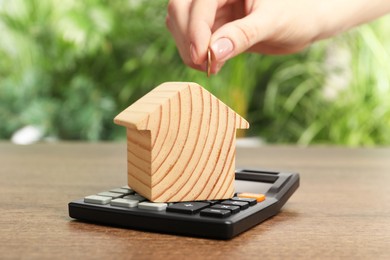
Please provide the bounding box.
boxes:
[1,142,390,259]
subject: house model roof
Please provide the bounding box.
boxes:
[114,82,249,130]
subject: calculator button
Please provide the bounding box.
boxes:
[211,204,240,214]
[231,197,257,206]
[111,198,139,208]
[167,202,209,214]
[236,193,266,202]
[109,188,133,194]
[123,194,146,202]
[97,191,123,198]
[84,195,112,205]
[121,186,135,192]
[221,200,249,210]
[138,202,168,211]
[200,208,231,218]
[203,200,220,205]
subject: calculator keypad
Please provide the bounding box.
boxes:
[83,187,265,218]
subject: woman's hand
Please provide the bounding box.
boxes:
[166,0,390,74]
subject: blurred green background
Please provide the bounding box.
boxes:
[1,0,390,146]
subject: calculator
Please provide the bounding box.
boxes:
[68,169,299,239]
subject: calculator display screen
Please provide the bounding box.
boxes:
[234,180,273,194]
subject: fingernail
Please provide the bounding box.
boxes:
[211,38,233,62]
[190,43,198,64]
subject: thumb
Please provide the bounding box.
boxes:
[210,14,265,62]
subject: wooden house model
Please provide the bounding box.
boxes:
[114,82,249,202]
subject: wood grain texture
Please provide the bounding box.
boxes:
[114,82,249,202]
[2,143,390,259]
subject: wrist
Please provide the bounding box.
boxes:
[316,0,390,40]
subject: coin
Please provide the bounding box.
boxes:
[207,48,211,77]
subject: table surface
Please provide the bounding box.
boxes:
[1,142,390,259]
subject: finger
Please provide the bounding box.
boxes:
[248,41,309,55]
[188,0,219,65]
[166,0,198,68]
[210,11,268,62]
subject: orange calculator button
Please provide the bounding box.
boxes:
[237,193,266,202]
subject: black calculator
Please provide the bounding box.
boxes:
[68,169,299,239]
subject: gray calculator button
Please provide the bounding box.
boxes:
[109,188,133,194]
[97,191,123,198]
[111,198,139,208]
[138,202,168,211]
[123,194,146,202]
[84,195,111,205]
